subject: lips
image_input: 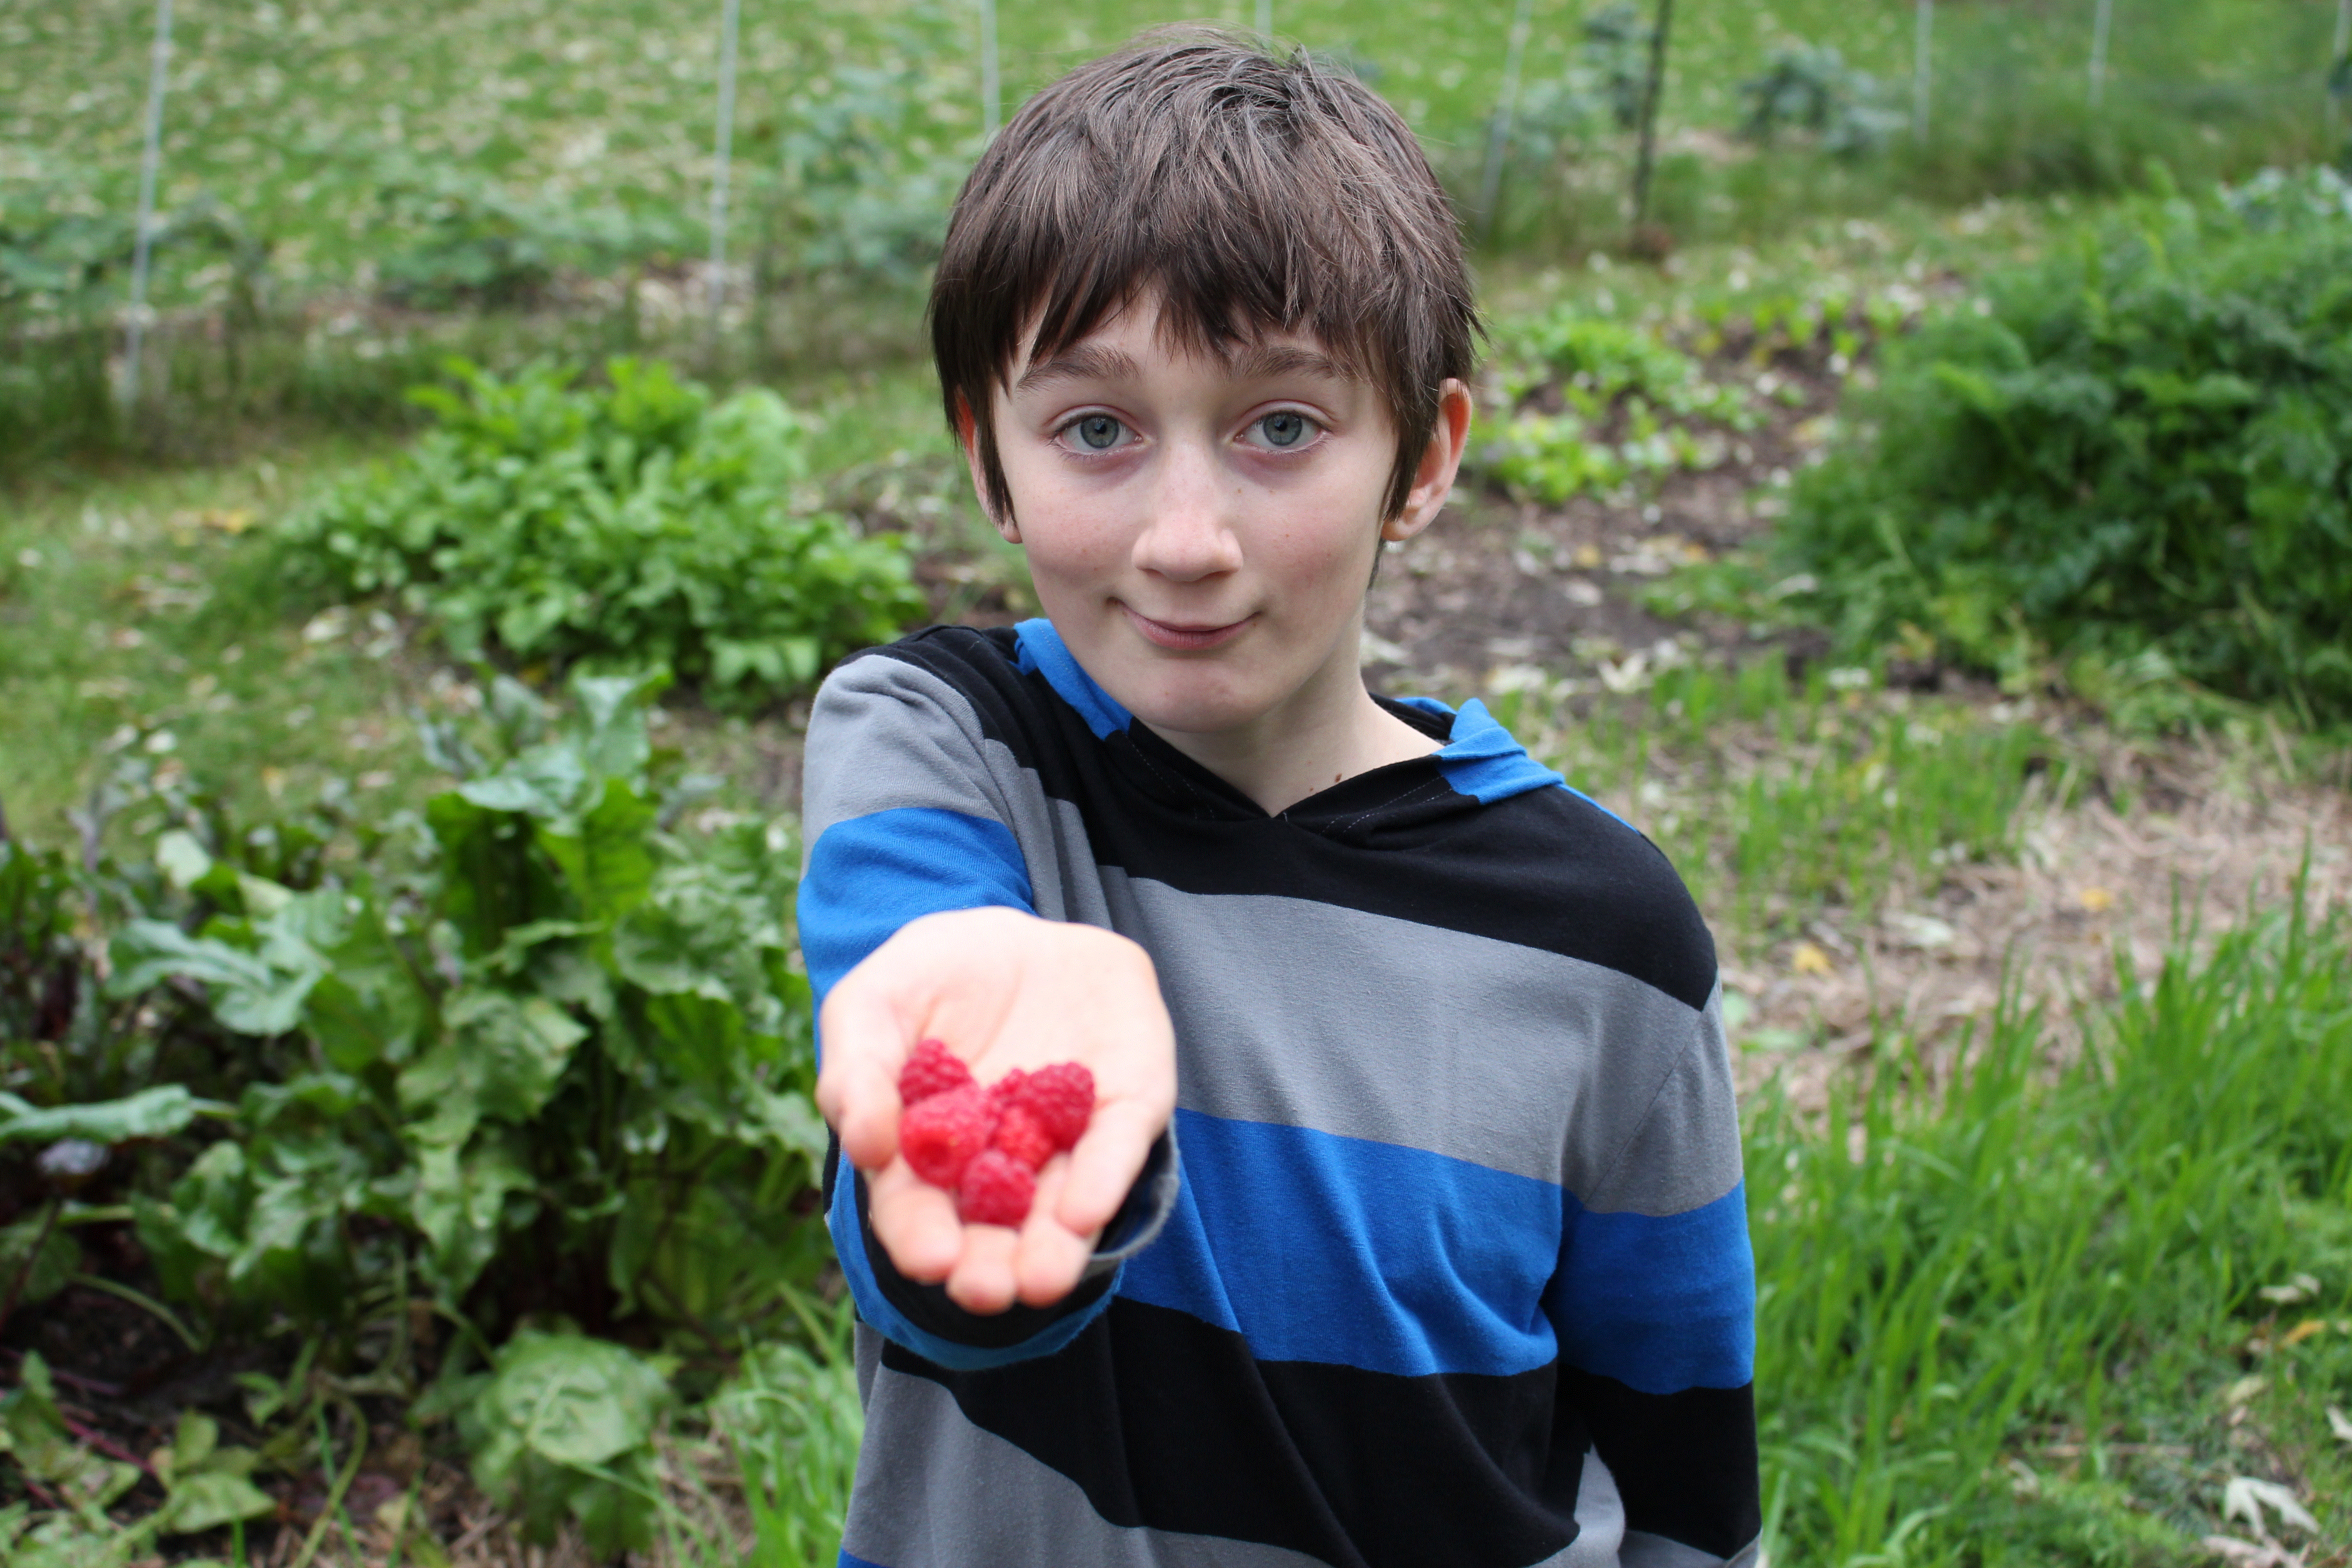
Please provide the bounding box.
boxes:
[1117,602,1254,651]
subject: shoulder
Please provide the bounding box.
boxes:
[818,624,1022,711]
[804,627,1038,836]
[1452,782,1717,1013]
[811,625,1039,751]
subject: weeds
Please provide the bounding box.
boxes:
[276,358,925,704]
[1779,170,2352,725]
[1750,889,2352,1563]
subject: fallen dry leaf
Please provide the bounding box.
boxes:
[1790,941,1835,977]
[2223,1475,2318,1538]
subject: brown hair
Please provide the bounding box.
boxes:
[930,29,1479,524]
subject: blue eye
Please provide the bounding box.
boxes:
[1073,415,1123,450]
[1257,411,1309,448]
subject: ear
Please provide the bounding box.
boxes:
[955,392,1022,544]
[1381,378,1474,544]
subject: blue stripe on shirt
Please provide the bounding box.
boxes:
[1014,618,1132,740]
[1546,1182,1756,1395]
[1398,694,1630,824]
[799,807,1034,1007]
[1116,1108,1563,1378]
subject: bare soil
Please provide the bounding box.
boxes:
[1351,342,2352,1102]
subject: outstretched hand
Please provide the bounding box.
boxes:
[815,906,1178,1316]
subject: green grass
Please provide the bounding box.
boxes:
[1748,892,2352,1564]
[1496,657,2077,948]
[6,0,2337,313]
[0,433,438,840]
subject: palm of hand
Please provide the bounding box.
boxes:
[816,906,1177,1315]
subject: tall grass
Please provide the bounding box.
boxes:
[1506,658,2073,940]
[1751,890,2352,1563]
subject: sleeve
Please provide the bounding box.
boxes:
[1544,983,1761,1567]
[796,648,1175,1369]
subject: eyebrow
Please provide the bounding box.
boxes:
[1011,338,1361,396]
[1014,344,1143,394]
[1225,343,1358,384]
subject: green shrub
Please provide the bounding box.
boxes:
[371,155,671,309]
[1779,170,2352,724]
[2,675,830,1548]
[1468,312,1758,504]
[1737,43,1904,157]
[279,357,926,702]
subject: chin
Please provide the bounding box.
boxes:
[1113,663,1272,738]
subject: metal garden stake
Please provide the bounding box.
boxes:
[1913,0,1933,142]
[707,0,742,337]
[122,0,174,409]
[1628,0,1675,241]
[980,0,1001,138]
[2088,0,2114,106]
[1478,0,1538,243]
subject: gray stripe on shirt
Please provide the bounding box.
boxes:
[1100,872,1741,1215]
[842,1361,1332,1568]
[804,656,1739,1216]
[803,655,1110,927]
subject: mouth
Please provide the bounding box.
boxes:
[1117,602,1254,652]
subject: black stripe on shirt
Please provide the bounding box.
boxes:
[880,1295,1588,1568]
[848,632,1717,1012]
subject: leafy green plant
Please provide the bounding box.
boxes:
[117,671,828,1338]
[1780,177,2352,725]
[278,357,925,702]
[0,1357,275,1564]
[746,48,973,292]
[0,160,134,320]
[1737,42,1903,157]
[372,154,669,309]
[1469,312,1758,503]
[456,1330,675,1555]
[0,674,831,1547]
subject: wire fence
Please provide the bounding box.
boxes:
[7,0,2347,421]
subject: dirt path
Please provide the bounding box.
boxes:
[1351,340,2352,1096]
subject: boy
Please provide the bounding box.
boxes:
[803,32,1759,1568]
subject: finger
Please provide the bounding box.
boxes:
[1054,1097,1162,1236]
[818,980,914,1171]
[946,1217,1022,1314]
[1015,1160,1097,1307]
[867,1162,964,1284]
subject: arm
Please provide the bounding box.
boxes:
[798,655,1178,1366]
[1545,990,1761,1566]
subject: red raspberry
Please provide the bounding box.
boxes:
[1017,1063,1096,1152]
[899,1038,974,1107]
[992,1105,1056,1172]
[985,1067,1028,1118]
[900,1085,995,1189]
[957,1148,1036,1227]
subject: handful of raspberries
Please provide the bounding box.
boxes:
[897,1039,1096,1226]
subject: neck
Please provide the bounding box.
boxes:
[1140,617,1440,815]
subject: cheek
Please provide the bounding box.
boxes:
[997,453,1132,577]
[1259,479,1386,601]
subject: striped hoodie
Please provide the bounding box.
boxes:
[799,621,1759,1568]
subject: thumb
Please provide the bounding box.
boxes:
[817,970,916,1172]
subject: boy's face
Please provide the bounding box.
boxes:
[968,295,1469,742]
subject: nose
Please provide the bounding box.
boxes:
[1129,436,1244,585]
